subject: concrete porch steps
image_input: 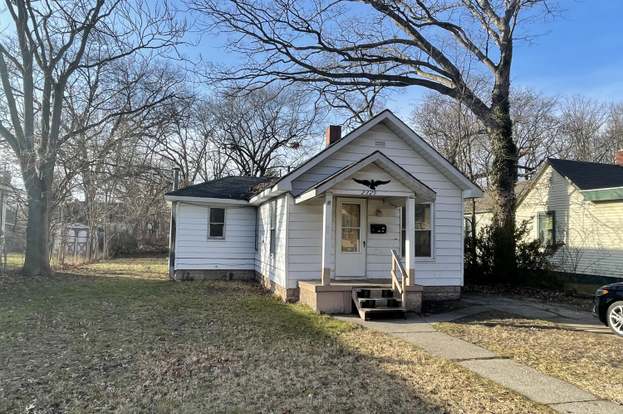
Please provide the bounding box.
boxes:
[352,288,406,320]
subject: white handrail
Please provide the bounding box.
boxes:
[390,249,406,305]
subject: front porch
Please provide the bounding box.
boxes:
[299,278,423,316]
[294,152,432,317]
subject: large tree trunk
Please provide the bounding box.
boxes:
[22,177,52,276]
[488,92,519,282]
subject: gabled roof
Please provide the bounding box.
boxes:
[272,109,483,199]
[165,176,275,202]
[295,151,437,203]
[547,158,623,190]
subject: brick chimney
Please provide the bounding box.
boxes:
[325,125,342,147]
[616,149,623,166]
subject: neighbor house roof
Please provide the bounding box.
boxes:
[547,158,623,190]
[165,176,275,202]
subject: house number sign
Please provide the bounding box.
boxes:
[353,178,391,196]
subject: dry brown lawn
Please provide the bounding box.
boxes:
[436,311,623,406]
[0,259,553,413]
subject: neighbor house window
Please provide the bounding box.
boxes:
[537,211,556,246]
[270,201,277,255]
[401,203,433,257]
[208,207,225,239]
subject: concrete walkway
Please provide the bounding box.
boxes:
[337,300,622,414]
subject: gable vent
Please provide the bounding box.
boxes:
[375,140,386,148]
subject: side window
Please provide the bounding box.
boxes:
[537,211,556,246]
[270,201,277,255]
[414,204,432,257]
[401,203,433,257]
[208,207,225,239]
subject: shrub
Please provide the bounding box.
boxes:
[465,220,561,287]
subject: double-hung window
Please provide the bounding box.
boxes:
[401,203,433,258]
[537,211,556,246]
[208,207,225,239]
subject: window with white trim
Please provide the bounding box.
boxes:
[537,211,556,246]
[401,203,433,257]
[208,207,225,239]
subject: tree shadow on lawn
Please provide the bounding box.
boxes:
[2,273,485,414]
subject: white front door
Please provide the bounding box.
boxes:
[335,198,367,277]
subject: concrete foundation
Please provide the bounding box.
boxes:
[174,269,255,282]
[256,272,299,302]
[422,286,461,301]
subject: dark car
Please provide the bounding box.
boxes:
[593,282,623,337]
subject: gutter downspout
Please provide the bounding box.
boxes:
[168,168,180,281]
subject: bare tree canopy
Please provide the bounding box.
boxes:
[209,87,321,177]
[0,0,184,276]
[413,87,559,186]
[193,0,555,279]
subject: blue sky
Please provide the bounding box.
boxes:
[188,0,623,118]
[389,0,623,116]
[1,0,622,118]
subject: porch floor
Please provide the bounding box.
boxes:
[299,279,392,291]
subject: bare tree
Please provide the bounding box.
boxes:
[557,96,607,162]
[194,0,555,278]
[0,0,183,275]
[150,97,223,187]
[210,87,321,177]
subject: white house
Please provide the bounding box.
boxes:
[516,156,623,283]
[165,111,482,315]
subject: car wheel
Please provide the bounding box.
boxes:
[607,301,623,337]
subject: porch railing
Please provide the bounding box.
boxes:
[390,249,406,306]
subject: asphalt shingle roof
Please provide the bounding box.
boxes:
[548,158,623,190]
[165,176,276,201]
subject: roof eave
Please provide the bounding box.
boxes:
[164,195,250,205]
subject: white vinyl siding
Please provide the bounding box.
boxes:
[256,195,288,287]
[287,122,464,288]
[517,165,623,279]
[175,203,255,270]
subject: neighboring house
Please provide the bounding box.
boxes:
[165,110,482,314]
[516,156,623,281]
[464,180,531,237]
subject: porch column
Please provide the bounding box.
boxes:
[321,191,334,286]
[404,195,416,286]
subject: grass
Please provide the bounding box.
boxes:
[0,258,553,413]
[436,311,623,406]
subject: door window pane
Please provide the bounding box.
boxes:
[341,228,360,252]
[341,203,361,253]
[341,204,360,228]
